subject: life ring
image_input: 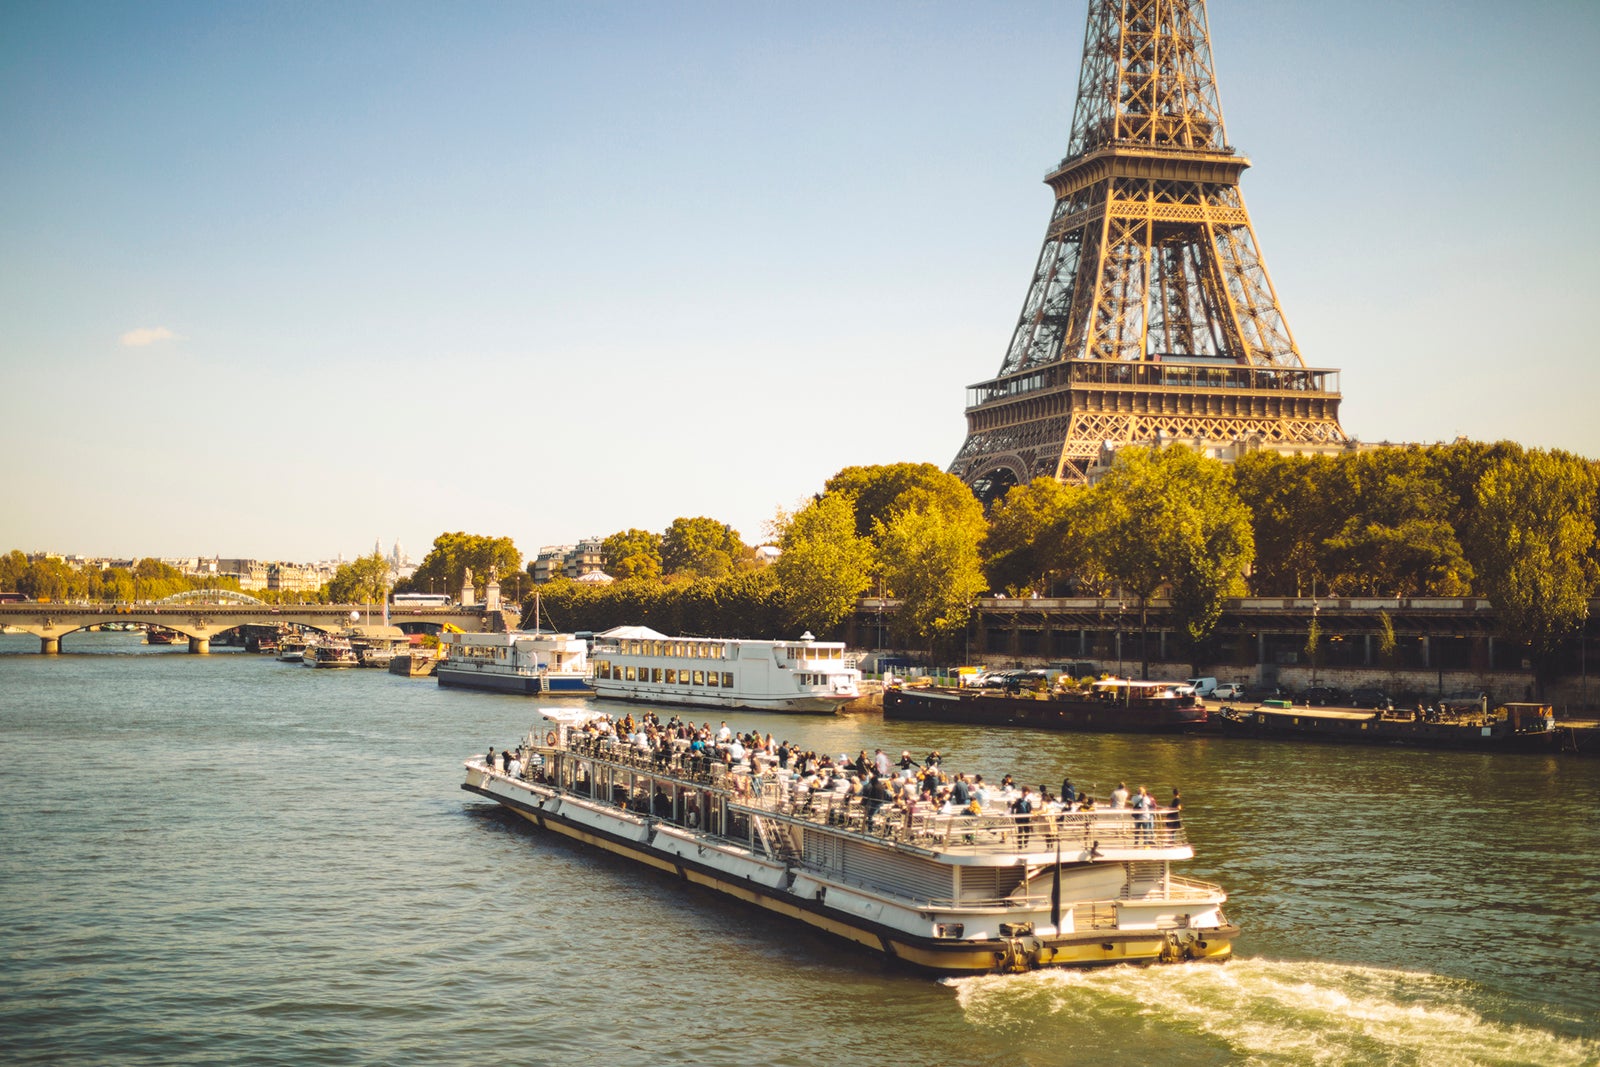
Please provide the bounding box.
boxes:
[545,730,558,746]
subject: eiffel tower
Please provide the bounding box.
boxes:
[951,0,1347,501]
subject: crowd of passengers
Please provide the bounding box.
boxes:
[484,711,1182,828]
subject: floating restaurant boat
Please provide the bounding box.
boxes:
[144,626,180,646]
[463,711,1235,974]
[1208,700,1562,752]
[276,633,308,663]
[884,678,1209,734]
[590,626,861,714]
[436,630,593,695]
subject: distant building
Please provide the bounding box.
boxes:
[531,538,607,583]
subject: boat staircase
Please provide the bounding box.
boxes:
[752,816,804,882]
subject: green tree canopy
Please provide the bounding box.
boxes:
[825,462,978,541]
[405,532,522,598]
[1319,449,1472,597]
[771,492,875,634]
[875,487,988,648]
[660,517,750,579]
[327,552,391,604]
[601,528,664,582]
[1093,446,1254,674]
[1465,448,1599,697]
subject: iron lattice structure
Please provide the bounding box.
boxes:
[951,0,1346,500]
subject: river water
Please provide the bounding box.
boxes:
[1,631,1596,1065]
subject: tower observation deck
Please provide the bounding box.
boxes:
[950,0,1347,502]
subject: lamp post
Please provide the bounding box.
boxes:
[1310,597,1321,688]
[1116,600,1125,678]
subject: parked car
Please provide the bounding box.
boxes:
[1300,685,1347,706]
[1242,684,1286,703]
[1347,687,1391,710]
[1185,676,1219,698]
[1211,682,1246,701]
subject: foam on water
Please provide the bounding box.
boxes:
[946,958,1599,1066]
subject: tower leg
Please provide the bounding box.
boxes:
[188,637,210,655]
[40,636,59,655]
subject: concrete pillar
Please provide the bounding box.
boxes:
[1364,634,1372,666]
[41,636,59,655]
[1420,635,1430,669]
[188,636,210,655]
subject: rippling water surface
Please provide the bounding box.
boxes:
[2,632,1597,1065]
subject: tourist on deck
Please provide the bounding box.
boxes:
[874,748,891,777]
[1062,777,1077,805]
[1111,781,1129,808]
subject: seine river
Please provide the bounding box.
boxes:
[2,631,1597,1065]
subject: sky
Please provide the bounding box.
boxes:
[2,0,1597,564]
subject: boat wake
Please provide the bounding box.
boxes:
[946,957,1598,1065]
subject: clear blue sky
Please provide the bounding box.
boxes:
[3,1,1596,563]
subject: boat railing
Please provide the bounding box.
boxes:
[738,785,1189,856]
[536,736,1189,856]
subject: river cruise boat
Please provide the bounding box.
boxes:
[884,678,1208,734]
[591,626,860,714]
[276,633,308,663]
[462,710,1236,974]
[303,635,359,668]
[436,630,593,696]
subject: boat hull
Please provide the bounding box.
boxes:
[1208,706,1563,752]
[462,775,1235,974]
[884,687,1208,734]
[437,666,593,696]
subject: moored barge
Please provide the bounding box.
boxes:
[1209,701,1562,752]
[884,678,1209,734]
[462,712,1236,974]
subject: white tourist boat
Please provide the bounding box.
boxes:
[462,710,1237,974]
[276,633,308,663]
[591,626,860,714]
[436,630,594,696]
[303,634,359,668]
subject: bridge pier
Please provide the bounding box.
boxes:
[41,636,59,655]
[188,636,210,655]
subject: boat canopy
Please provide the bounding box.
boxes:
[596,625,670,641]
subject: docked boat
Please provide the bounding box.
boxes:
[1208,700,1562,752]
[145,626,180,646]
[462,710,1236,974]
[590,627,860,714]
[388,650,438,677]
[436,630,593,695]
[276,633,308,663]
[884,678,1209,734]
[303,635,358,668]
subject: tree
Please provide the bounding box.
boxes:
[407,533,521,599]
[1093,446,1254,675]
[1234,451,1334,595]
[771,492,875,634]
[1319,448,1472,596]
[328,552,390,604]
[826,462,979,541]
[983,478,1075,595]
[661,517,750,579]
[1465,449,1600,698]
[601,528,663,582]
[876,488,988,650]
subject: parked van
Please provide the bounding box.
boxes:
[1185,676,1219,698]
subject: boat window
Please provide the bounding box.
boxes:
[624,666,636,681]
[721,672,734,687]
[706,672,719,687]
[665,669,676,684]
[693,670,705,685]
[651,668,662,683]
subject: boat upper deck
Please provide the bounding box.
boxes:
[520,731,1194,864]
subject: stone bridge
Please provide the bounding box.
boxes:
[0,597,521,654]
